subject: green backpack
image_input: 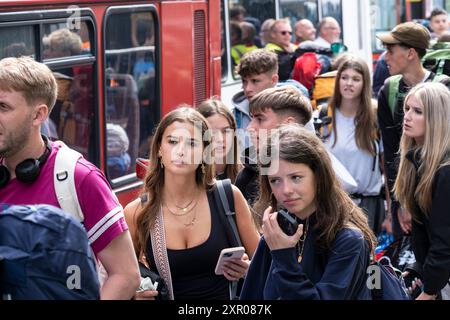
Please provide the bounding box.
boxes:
[422,41,450,77]
[387,73,450,117]
[385,42,450,116]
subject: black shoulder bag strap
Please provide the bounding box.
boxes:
[214,179,243,300]
[215,179,242,247]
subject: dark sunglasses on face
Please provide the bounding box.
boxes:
[280,31,292,36]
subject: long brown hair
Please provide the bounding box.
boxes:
[254,124,376,252]
[394,82,450,217]
[135,106,215,255]
[328,55,377,155]
[197,98,242,182]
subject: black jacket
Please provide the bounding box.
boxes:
[377,73,450,237]
[378,73,450,198]
[406,149,450,295]
[235,148,259,205]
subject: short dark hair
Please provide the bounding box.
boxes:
[388,43,427,59]
[429,8,448,20]
[249,86,312,125]
[403,45,427,59]
[236,49,278,78]
[230,5,246,20]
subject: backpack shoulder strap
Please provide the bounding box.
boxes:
[432,73,450,83]
[215,179,242,248]
[387,75,402,117]
[318,104,333,138]
[318,103,328,119]
[54,145,84,222]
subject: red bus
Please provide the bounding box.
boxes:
[0,0,221,206]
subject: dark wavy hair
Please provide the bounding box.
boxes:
[253,124,376,252]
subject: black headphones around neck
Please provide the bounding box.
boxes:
[0,135,52,188]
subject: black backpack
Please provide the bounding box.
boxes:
[0,204,100,300]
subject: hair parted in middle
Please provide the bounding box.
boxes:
[328,54,378,155]
[196,97,242,182]
[394,82,450,218]
[253,124,376,252]
[135,106,215,255]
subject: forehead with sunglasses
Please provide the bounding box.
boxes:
[271,20,293,47]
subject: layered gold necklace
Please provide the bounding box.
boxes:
[164,191,200,227]
[296,217,309,263]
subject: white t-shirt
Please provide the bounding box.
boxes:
[324,109,383,195]
[312,36,331,49]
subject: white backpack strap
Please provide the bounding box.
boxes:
[54,146,84,222]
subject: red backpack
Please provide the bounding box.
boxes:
[292,52,321,91]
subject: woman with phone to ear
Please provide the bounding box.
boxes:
[124,107,259,300]
[241,124,376,300]
[393,83,450,300]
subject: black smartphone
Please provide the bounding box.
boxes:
[276,209,299,236]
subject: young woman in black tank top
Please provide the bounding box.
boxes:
[124,107,259,300]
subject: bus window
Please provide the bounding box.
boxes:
[0,25,35,59]
[221,0,228,80]
[321,0,342,27]
[40,19,97,163]
[371,0,397,52]
[50,64,95,160]
[279,0,318,26]
[241,0,276,25]
[104,9,158,183]
[42,21,92,60]
[227,0,275,78]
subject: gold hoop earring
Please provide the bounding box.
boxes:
[160,158,164,168]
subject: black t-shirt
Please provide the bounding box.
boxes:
[146,190,230,300]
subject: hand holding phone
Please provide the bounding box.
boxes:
[215,247,245,275]
[276,209,299,236]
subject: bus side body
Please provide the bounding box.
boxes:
[0,0,221,206]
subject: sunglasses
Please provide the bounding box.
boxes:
[280,31,292,36]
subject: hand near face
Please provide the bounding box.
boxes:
[262,206,304,251]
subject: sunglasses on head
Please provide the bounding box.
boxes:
[280,31,292,36]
